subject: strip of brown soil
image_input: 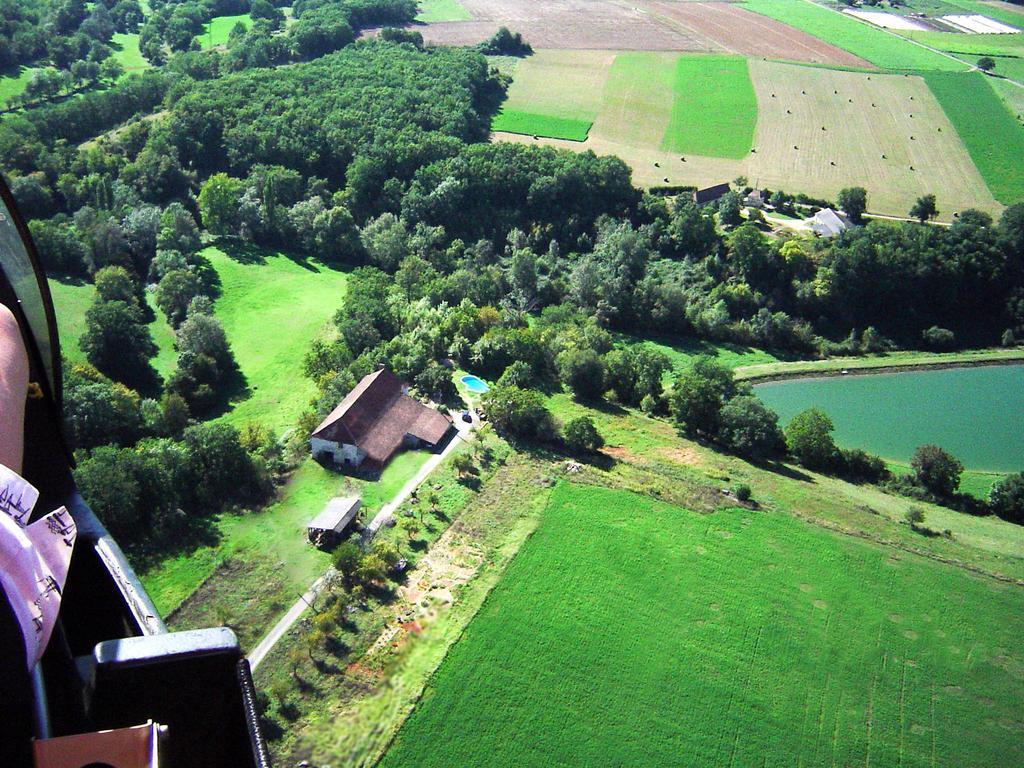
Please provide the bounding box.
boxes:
[637,1,874,66]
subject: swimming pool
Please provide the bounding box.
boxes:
[461,375,489,394]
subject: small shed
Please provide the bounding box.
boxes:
[308,496,361,548]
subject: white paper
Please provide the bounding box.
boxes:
[0,464,76,668]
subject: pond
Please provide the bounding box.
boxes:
[461,374,490,394]
[754,364,1024,472]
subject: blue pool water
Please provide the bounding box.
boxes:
[461,375,489,394]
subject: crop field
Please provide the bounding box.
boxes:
[993,76,1024,116]
[741,0,969,70]
[201,13,251,49]
[416,0,471,22]
[900,29,1024,57]
[501,57,997,216]
[495,52,756,158]
[634,0,871,66]
[925,71,1024,204]
[381,482,1024,767]
[748,60,999,215]
[200,244,349,432]
[491,50,610,140]
[663,55,756,158]
[416,0,718,50]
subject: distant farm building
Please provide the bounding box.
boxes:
[308,497,361,548]
[310,367,453,471]
[745,189,765,208]
[693,182,731,206]
[809,208,851,237]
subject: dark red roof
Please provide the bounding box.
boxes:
[312,368,452,466]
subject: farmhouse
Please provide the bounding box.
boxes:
[308,496,361,548]
[693,182,732,206]
[310,367,453,470]
[809,207,851,237]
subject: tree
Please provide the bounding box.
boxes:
[398,515,421,542]
[989,472,1024,524]
[669,356,736,435]
[452,451,475,477]
[81,300,158,390]
[717,191,743,227]
[837,187,868,224]
[909,194,938,223]
[977,56,996,72]
[156,269,206,327]
[784,408,839,471]
[198,174,244,236]
[94,266,139,306]
[556,347,606,401]
[910,444,963,497]
[355,553,388,584]
[717,395,784,461]
[334,542,362,587]
[64,377,144,449]
[480,385,555,441]
[563,416,604,454]
[182,422,265,512]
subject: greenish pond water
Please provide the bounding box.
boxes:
[754,364,1024,473]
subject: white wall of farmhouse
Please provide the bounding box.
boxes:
[310,437,366,466]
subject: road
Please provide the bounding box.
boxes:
[247,415,474,671]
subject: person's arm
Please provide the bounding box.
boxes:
[0,303,28,474]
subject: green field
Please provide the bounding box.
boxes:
[416,0,471,22]
[49,245,349,431]
[662,55,757,158]
[902,29,1024,58]
[925,70,1024,203]
[200,244,349,432]
[201,13,251,49]
[0,66,36,106]
[742,0,969,71]
[110,33,149,73]
[382,482,1024,767]
[491,109,592,141]
[618,333,780,381]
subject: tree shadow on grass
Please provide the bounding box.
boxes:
[213,237,354,274]
[761,459,814,484]
[131,515,222,573]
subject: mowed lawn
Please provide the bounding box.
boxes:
[742,0,968,71]
[662,55,757,158]
[381,483,1024,768]
[416,0,471,22]
[747,60,998,216]
[925,71,1024,204]
[492,50,612,141]
[0,66,36,106]
[202,244,349,432]
[201,13,251,49]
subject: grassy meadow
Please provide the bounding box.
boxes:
[110,33,149,73]
[925,71,1024,204]
[148,450,430,636]
[382,482,1024,767]
[48,244,349,432]
[741,0,968,71]
[0,66,36,106]
[199,244,349,432]
[416,0,472,22]
[663,55,757,158]
[201,13,251,49]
